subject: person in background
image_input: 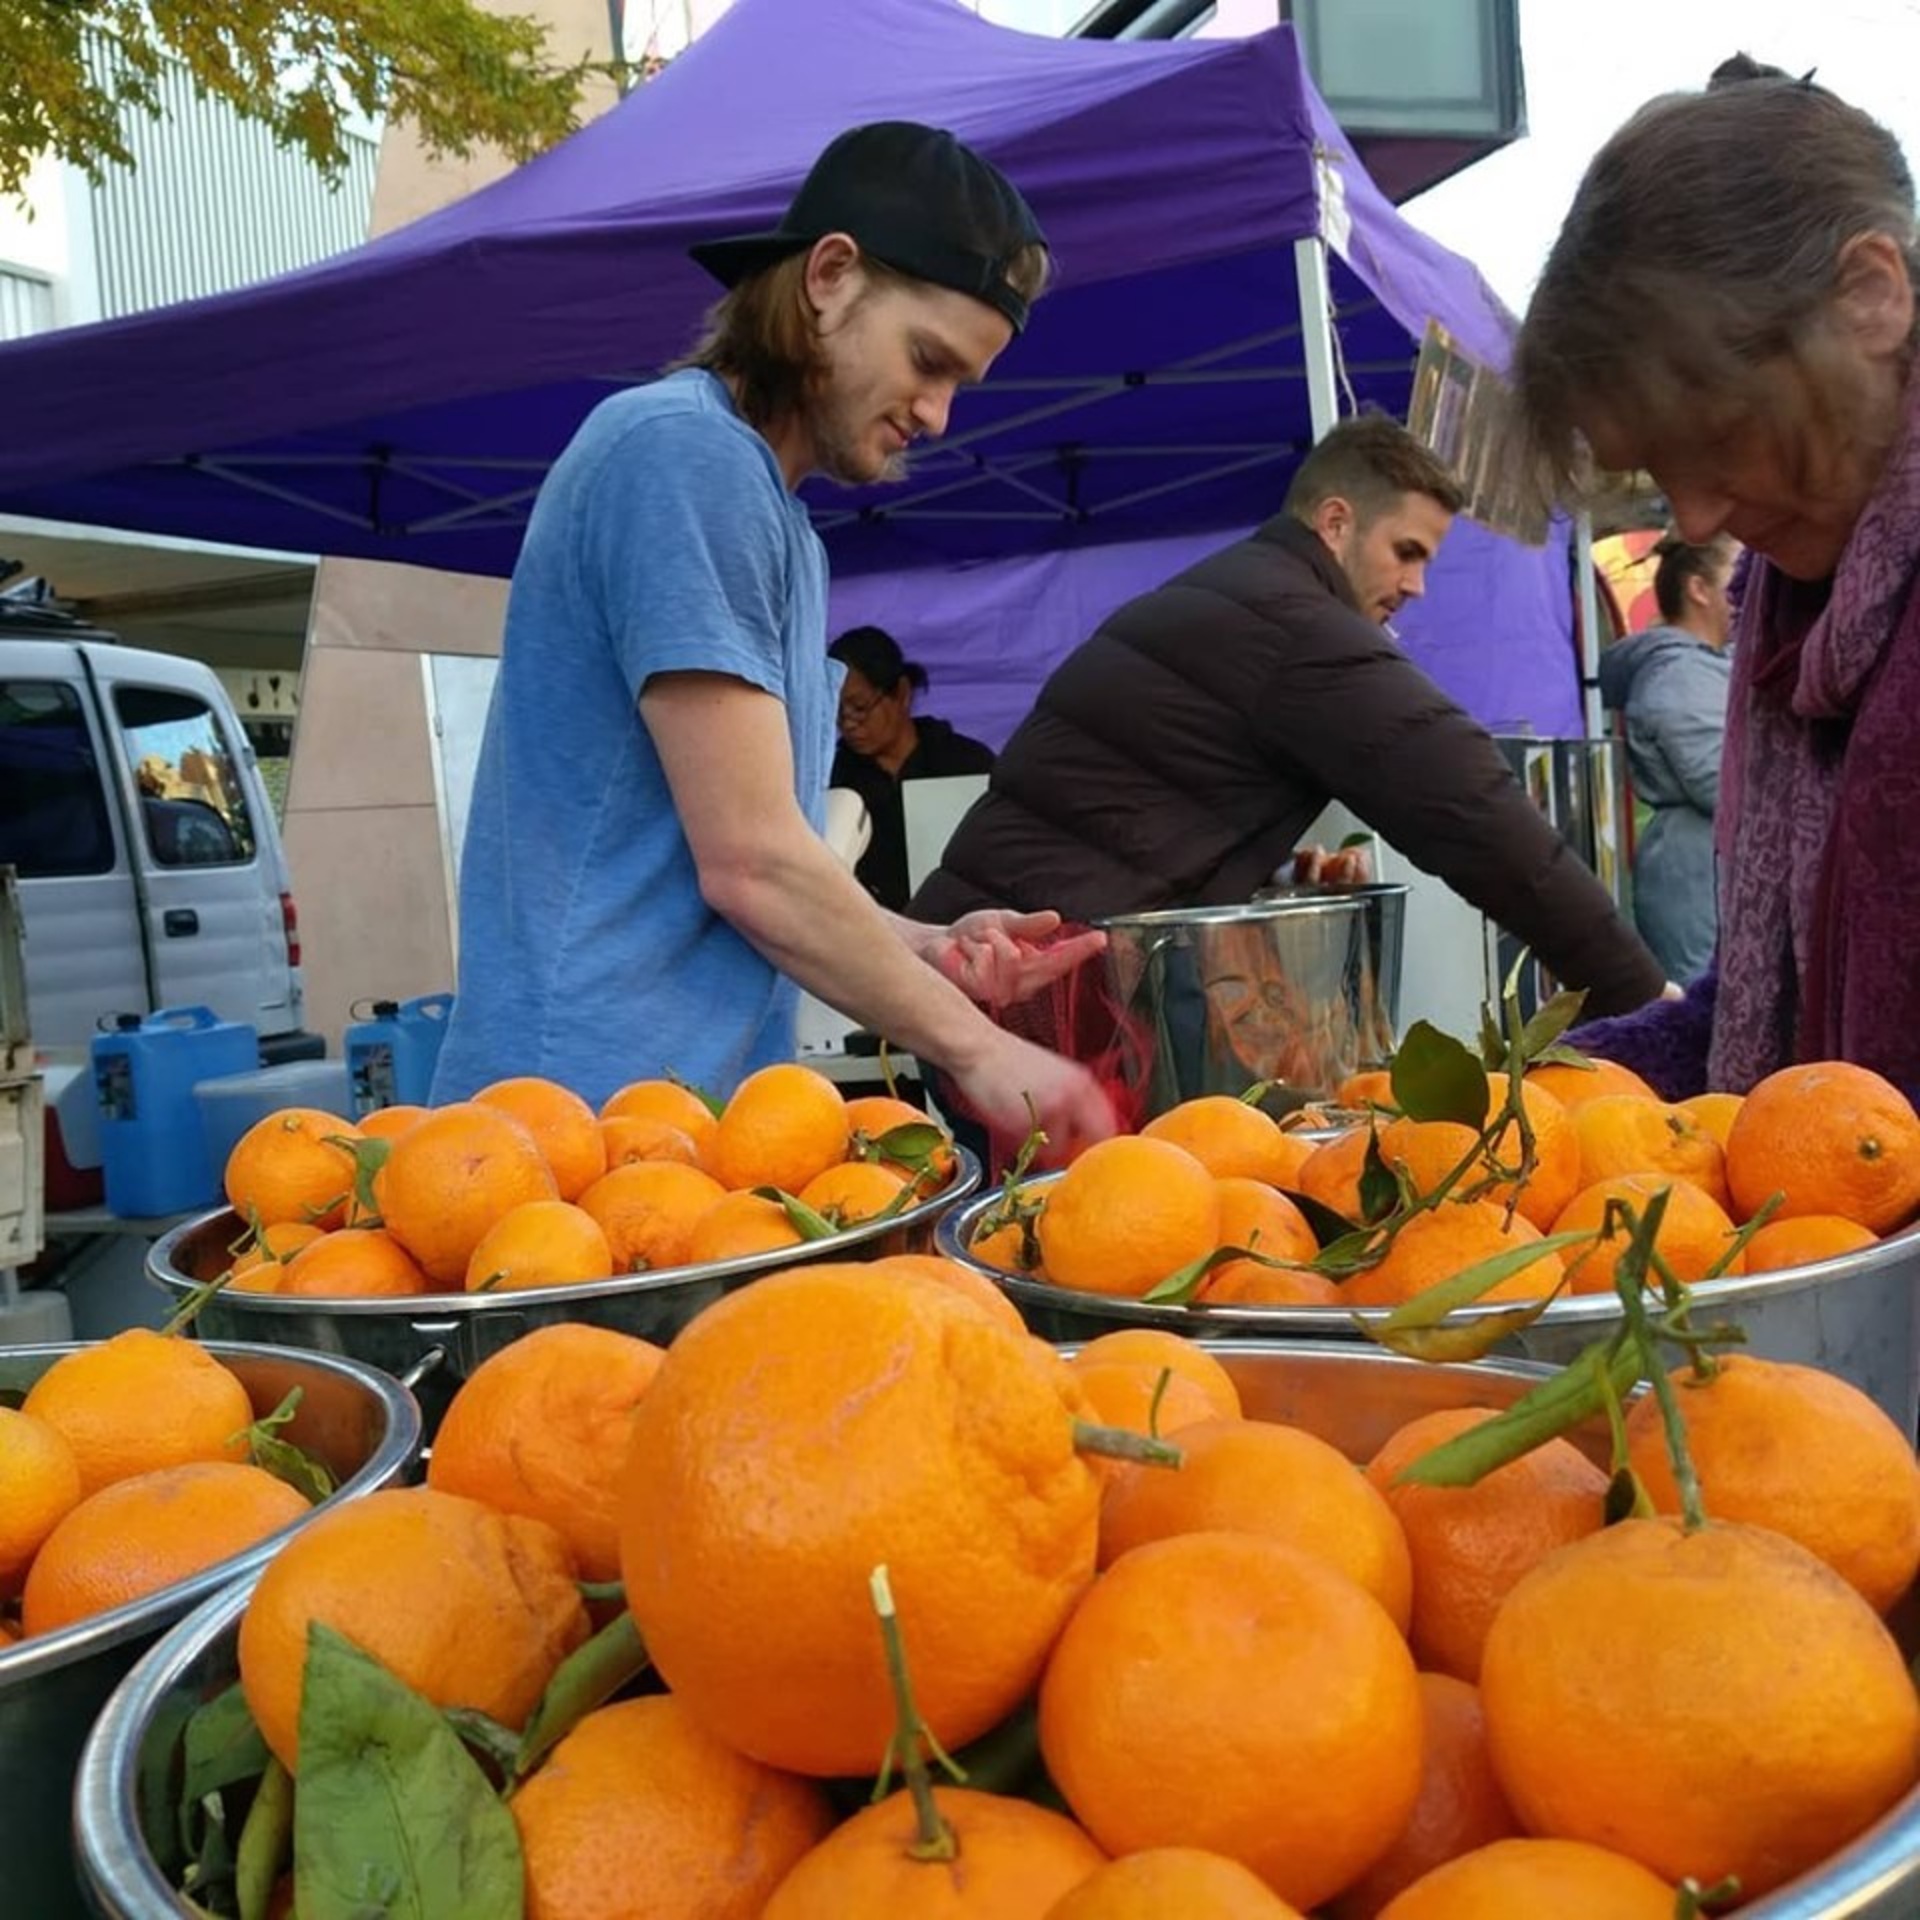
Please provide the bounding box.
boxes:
[911,411,1666,1019]
[1600,533,1738,983]
[828,625,995,911]
[1511,65,1920,1097]
[431,122,1113,1156]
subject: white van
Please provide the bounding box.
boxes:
[0,602,319,1061]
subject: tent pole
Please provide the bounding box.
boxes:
[1292,235,1340,444]
[1573,508,1605,739]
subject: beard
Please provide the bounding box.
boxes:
[807,389,909,489]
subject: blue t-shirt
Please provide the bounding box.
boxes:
[433,370,835,1108]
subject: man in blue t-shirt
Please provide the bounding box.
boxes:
[435,122,1115,1157]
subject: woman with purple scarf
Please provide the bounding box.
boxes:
[1507,66,1920,1102]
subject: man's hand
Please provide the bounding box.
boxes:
[924,910,1108,1009]
[1291,844,1375,887]
[950,1029,1118,1165]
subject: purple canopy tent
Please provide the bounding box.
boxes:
[0,0,1577,734]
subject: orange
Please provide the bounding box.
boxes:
[1677,1089,1744,1147]
[1523,1057,1657,1109]
[1207,1176,1319,1288]
[763,1785,1106,1919]
[356,1103,429,1143]
[427,1324,665,1582]
[1143,1096,1307,1186]
[600,1114,705,1172]
[710,1063,850,1194]
[1069,1331,1242,1422]
[1097,1416,1413,1632]
[1549,1173,1742,1293]
[21,1462,308,1635]
[1741,1212,1879,1272]
[238,1486,590,1772]
[1625,1354,1920,1614]
[1376,1081,1580,1232]
[1039,1530,1422,1912]
[0,1407,82,1594]
[512,1694,833,1920]
[1326,1673,1519,1920]
[1295,1126,1374,1222]
[1335,1069,1401,1113]
[578,1160,728,1272]
[844,1094,959,1184]
[1481,1516,1920,1897]
[1036,1136,1220,1298]
[1570,1093,1729,1208]
[376,1101,559,1287]
[617,1263,1101,1777]
[1200,1259,1341,1306]
[1044,1848,1303,1918]
[275,1226,429,1298]
[796,1158,911,1227]
[474,1075,608,1201]
[600,1077,722,1158]
[1373,1838,1675,1919]
[875,1253,1028,1334]
[682,1189,805,1264]
[1364,1408,1608,1682]
[1726,1060,1920,1231]
[221,1219,324,1291]
[1342,1202,1563,1310]
[1069,1364,1221,1455]
[23,1330,252,1496]
[464,1200,614,1292]
[967,1189,1048,1277]
[224,1107,365,1230]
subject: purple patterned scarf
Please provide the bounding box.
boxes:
[1710,365,1920,1095]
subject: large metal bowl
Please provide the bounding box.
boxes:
[74,1340,1920,1919]
[0,1342,422,1920]
[146,1150,980,1432]
[937,1175,1920,1435]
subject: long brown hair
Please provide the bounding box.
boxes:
[679,242,1051,434]
[1510,76,1918,502]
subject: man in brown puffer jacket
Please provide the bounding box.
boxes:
[910,412,1665,1019]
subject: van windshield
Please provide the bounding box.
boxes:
[114,686,257,867]
[0,680,116,876]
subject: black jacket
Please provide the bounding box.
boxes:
[832,716,994,912]
[911,514,1665,1016]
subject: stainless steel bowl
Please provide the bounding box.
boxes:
[73,1341,1920,1919]
[0,1342,422,1920]
[937,1175,1920,1434]
[146,1149,980,1432]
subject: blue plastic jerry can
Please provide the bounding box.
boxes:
[345,992,455,1115]
[91,1005,259,1218]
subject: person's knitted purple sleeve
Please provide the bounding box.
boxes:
[1561,966,1718,1101]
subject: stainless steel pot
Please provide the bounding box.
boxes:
[145,1150,980,1433]
[1096,886,1407,1117]
[0,1342,422,1920]
[937,1175,1920,1435]
[73,1342,1920,1919]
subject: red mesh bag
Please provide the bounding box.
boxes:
[939,927,1155,1178]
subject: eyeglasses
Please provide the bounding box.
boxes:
[837,693,885,728]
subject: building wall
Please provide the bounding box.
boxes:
[280,0,622,1047]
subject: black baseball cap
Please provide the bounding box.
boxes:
[689,121,1049,334]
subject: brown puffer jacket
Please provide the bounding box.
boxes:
[911,513,1666,1018]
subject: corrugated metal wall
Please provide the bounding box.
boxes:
[85,41,379,320]
[0,268,55,341]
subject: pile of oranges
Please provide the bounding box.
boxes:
[964,1056,1920,1312]
[202,1257,1920,1917]
[0,1331,314,1645]
[214,1063,961,1299]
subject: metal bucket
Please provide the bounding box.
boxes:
[0,1342,422,1920]
[937,1176,1920,1435]
[1096,886,1407,1118]
[145,1150,981,1434]
[73,1341,1920,1919]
